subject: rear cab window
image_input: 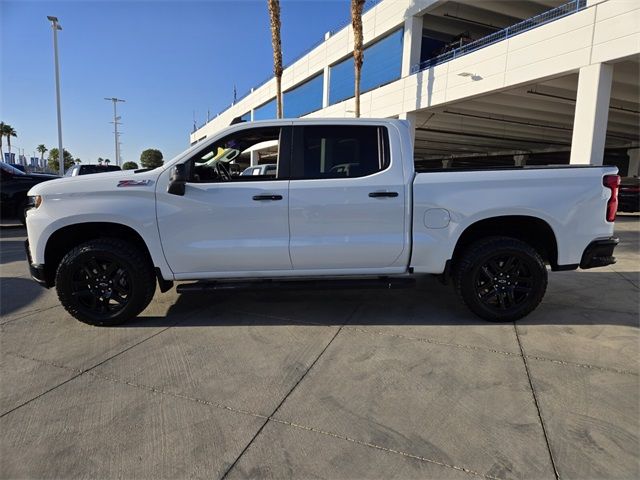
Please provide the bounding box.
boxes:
[292,125,390,180]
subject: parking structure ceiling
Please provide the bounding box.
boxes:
[412,56,640,165]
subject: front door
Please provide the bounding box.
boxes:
[156,125,293,276]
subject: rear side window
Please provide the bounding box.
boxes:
[293,125,389,179]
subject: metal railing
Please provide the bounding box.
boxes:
[411,0,587,73]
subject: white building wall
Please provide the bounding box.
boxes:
[191,0,640,144]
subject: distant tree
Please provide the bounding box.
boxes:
[1,123,17,158]
[122,161,139,170]
[97,157,104,165]
[351,0,365,118]
[267,0,283,118]
[75,158,82,164]
[37,144,48,160]
[140,149,164,169]
[0,122,5,158]
[104,158,111,165]
[47,148,75,171]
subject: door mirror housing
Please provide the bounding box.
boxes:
[168,163,188,196]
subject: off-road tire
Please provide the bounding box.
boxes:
[454,236,547,322]
[55,238,156,326]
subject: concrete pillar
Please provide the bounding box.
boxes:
[628,148,640,177]
[401,15,423,77]
[569,63,613,165]
[514,154,528,167]
[250,151,259,167]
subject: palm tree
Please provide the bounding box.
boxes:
[2,124,17,158]
[267,0,283,118]
[351,0,366,118]
[104,159,111,165]
[75,158,82,164]
[37,144,48,161]
[97,157,104,165]
[0,122,5,160]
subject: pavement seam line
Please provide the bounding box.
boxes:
[343,326,640,377]
[6,349,505,480]
[607,266,640,290]
[227,309,638,376]
[0,304,62,326]
[7,352,504,480]
[219,304,361,480]
[0,304,211,419]
[513,322,560,480]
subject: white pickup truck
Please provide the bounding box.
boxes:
[25,119,620,326]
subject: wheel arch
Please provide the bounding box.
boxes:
[451,215,559,270]
[43,222,167,288]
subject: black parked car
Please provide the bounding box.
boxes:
[65,164,121,176]
[0,162,58,224]
[618,177,640,213]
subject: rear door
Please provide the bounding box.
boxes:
[288,124,407,270]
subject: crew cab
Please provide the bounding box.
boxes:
[25,119,620,326]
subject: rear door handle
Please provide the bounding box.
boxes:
[252,194,283,201]
[369,191,399,198]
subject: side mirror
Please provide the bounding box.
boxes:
[168,164,187,196]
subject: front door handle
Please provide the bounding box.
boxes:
[369,191,399,198]
[252,194,283,201]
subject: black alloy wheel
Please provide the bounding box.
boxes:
[56,238,156,326]
[70,256,132,318]
[474,253,534,311]
[455,237,547,322]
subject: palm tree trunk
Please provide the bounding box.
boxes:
[351,0,365,118]
[268,0,283,118]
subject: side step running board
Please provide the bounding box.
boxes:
[177,277,416,294]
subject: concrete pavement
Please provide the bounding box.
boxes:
[1,216,638,479]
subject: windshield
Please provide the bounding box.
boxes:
[0,162,26,176]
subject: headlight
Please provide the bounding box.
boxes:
[28,195,43,209]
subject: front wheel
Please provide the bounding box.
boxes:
[454,237,547,322]
[55,238,156,326]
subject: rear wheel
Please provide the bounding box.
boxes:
[454,237,547,322]
[55,238,156,326]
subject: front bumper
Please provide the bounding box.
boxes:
[580,237,618,269]
[24,240,50,288]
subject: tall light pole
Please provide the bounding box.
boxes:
[47,16,64,176]
[104,97,125,166]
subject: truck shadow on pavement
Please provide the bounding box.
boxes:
[0,277,46,317]
[1,240,28,264]
[122,270,640,329]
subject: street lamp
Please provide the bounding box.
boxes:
[104,97,125,166]
[47,15,64,176]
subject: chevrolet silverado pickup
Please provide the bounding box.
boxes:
[25,119,620,326]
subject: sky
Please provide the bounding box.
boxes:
[1,0,352,164]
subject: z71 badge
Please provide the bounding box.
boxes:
[117,180,152,187]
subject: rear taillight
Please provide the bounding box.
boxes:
[603,174,620,222]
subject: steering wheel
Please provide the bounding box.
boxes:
[214,161,232,182]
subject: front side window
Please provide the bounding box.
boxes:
[293,125,389,180]
[189,126,288,183]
